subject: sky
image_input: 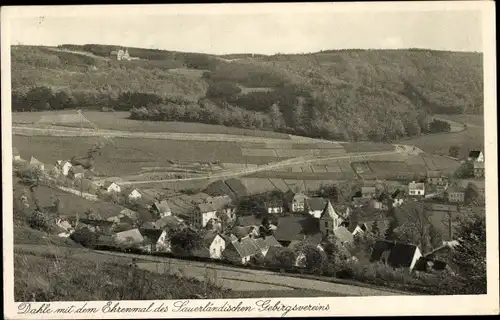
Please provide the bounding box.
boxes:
[6,5,484,54]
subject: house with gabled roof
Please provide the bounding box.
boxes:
[319,201,344,236]
[102,181,121,193]
[265,200,284,215]
[427,170,446,185]
[205,195,236,222]
[69,165,85,180]
[232,225,259,239]
[391,189,405,207]
[56,160,73,176]
[468,151,484,162]
[222,235,260,264]
[151,199,172,218]
[283,190,309,213]
[194,231,227,259]
[305,197,328,219]
[370,240,423,271]
[29,156,44,171]
[126,188,142,201]
[408,181,425,196]
[254,235,282,257]
[193,203,217,228]
[274,215,319,247]
[333,226,354,245]
[139,228,168,253]
[114,228,145,248]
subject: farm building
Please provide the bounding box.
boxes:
[408,181,425,196]
[274,215,320,247]
[205,195,236,222]
[29,156,45,171]
[231,225,260,239]
[114,228,144,247]
[473,161,485,178]
[235,215,262,228]
[197,232,227,259]
[468,151,484,162]
[391,189,405,207]
[370,240,423,272]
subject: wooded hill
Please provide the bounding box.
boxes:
[11,44,482,141]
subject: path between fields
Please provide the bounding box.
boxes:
[118,150,403,185]
[15,244,407,296]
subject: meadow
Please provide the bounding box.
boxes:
[12,110,292,139]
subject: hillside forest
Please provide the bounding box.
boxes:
[11,45,482,141]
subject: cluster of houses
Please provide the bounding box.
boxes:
[13,147,486,273]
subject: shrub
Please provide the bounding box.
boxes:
[27,210,52,232]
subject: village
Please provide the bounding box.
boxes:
[12,145,486,277]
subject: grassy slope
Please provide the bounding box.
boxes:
[12,46,483,130]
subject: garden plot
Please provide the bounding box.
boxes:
[240,178,277,194]
[269,178,291,193]
[426,155,461,172]
[352,162,372,174]
[284,179,307,192]
[301,166,314,173]
[312,149,348,157]
[421,156,439,170]
[304,180,332,192]
[275,149,315,158]
[325,164,342,173]
[368,161,412,175]
[311,165,328,173]
[265,142,293,149]
[241,148,278,157]
[291,142,344,150]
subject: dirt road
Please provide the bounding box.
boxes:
[15,244,409,296]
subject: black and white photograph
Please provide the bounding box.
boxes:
[2,2,498,318]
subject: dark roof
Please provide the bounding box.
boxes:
[197,203,215,213]
[232,226,256,239]
[206,195,232,210]
[468,151,482,157]
[320,201,339,219]
[274,216,319,243]
[225,178,248,198]
[283,190,308,203]
[229,236,260,258]
[377,192,389,202]
[305,197,328,211]
[370,240,419,268]
[153,200,171,213]
[155,216,181,230]
[265,246,292,260]
[139,228,164,244]
[391,189,402,199]
[79,219,114,227]
[334,226,354,244]
[254,235,282,250]
[236,215,261,227]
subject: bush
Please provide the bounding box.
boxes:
[27,210,52,232]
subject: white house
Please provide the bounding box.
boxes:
[408,181,425,196]
[283,191,309,213]
[319,201,344,236]
[370,240,423,272]
[140,228,169,253]
[194,203,218,228]
[468,151,484,163]
[203,232,227,259]
[127,189,142,201]
[56,160,73,176]
[102,181,121,193]
[265,201,284,215]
